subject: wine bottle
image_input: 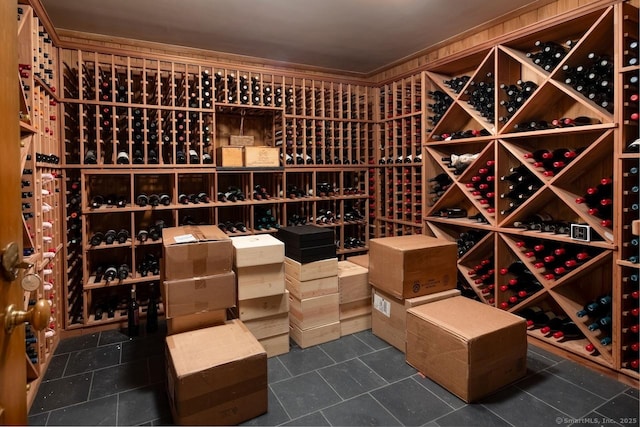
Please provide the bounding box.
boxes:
[103,266,117,283]
[127,287,140,337]
[116,151,130,165]
[552,320,583,341]
[146,283,158,333]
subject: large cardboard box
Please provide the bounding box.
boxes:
[162,272,236,318]
[285,275,338,299]
[289,293,339,330]
[238,290,289,321]
[166,309,227,336]
[290,321,340,348]
[337,260,370,304]
[162,225,233,281]
[165,320,267,425]
[284,257,338,282]
[372,288,461,352]
[216,146,244,167]
[406,297,527,402]
[244,146,280,167]
[237,263,285,300]
[369,235,457,299]
[232,234,284,267]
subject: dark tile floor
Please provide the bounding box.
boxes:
[29,321,639,426]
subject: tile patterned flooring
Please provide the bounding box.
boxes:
[28,322,639,426]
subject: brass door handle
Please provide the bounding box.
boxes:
[1,242,33,281]
[4,300,51,333]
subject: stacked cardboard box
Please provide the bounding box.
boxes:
[277,224,340,348]
[232,235,289,357]
[368,235,458,352]
[161,225,235,335]
[337,260,371,336]
[166,319,268,425]
[372,288,460,352]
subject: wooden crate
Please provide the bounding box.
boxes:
[238,290,289,321]
[284,257,338,282]
[285,275,339,299]
[243,313,289,340]
[258,333,290,357]
[244,146,280,167]
[216,146,244,167]
[290,322,341,348]
[289,293,339,330]
[237,263,285,300]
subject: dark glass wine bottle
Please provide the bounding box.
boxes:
[127,287,140,337]
[146,283,158,333]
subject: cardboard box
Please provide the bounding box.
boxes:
[232,234,285,267]
[337,261,370,304]
[289,293,339,330]
[372,288,461,352]
[230,135,255,146]
[162,272,236,318]
[258,333,289,358]
[244,146,280,167]
[347,254,369,269]
[162,225,233,281]
[285,275,339,299]
[290,321,340,348]
[166,309,227,336]
[369,235,457,299]
[166,320,267,425]
[339,298,371,336]
[284,257,338,282]
[237,263,285,300]
[238,290,289,321]
[406,297,527,402]
[243,313,289,340]
[216,146,244,167]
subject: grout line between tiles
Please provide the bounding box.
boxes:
[512,383,576,420]
[367,390,407,426]
[409,375,460,411]
[115,392,120,426]
[591,388,639,417]
[268,383,293,423]
[478,403,518,427]
[545,368,616,403]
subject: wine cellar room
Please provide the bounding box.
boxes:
[2,0,639,425]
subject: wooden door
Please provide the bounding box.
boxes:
[0,0,27,424]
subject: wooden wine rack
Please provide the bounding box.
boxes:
[54,41,373,330]
[395,3,639,382]
[17,2,64,408]
[373,73,425,238]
